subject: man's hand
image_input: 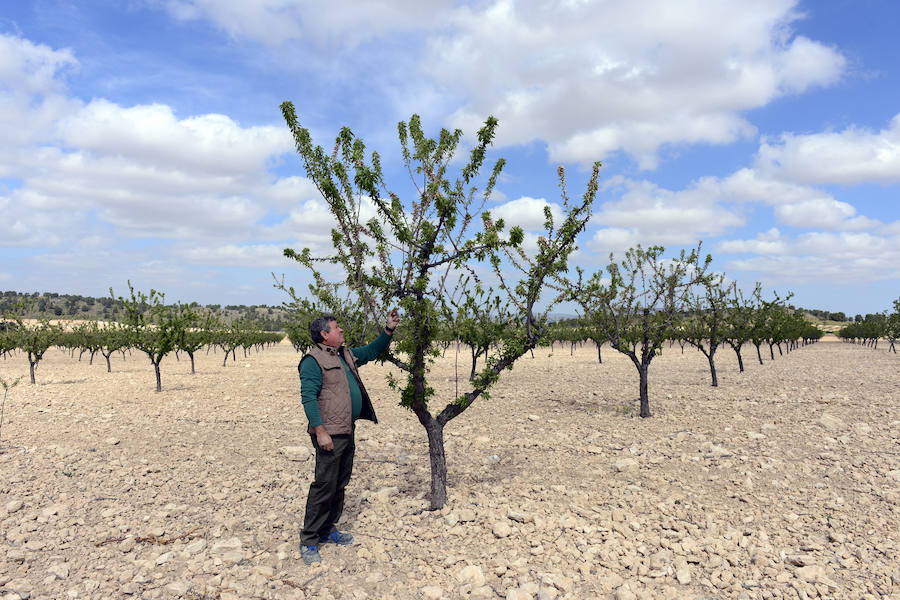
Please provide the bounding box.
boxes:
[385,308,400,333]
[314,426,334,451]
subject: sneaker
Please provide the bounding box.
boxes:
[300,545,321,565]
[319,530,354,546]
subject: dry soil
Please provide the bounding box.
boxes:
[1,338,898,600]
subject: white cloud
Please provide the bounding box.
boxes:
[722,230,900,283]
[585,177,745,253]
[57,100,291,177]
[184,243,290,267]
[427,0,845,168]
[756,113,900,184]
[0,33,310,245]
[773,198,879,231]
[154,0,454,46]
[490,196,563,231]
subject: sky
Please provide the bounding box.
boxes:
[1,0,898,316]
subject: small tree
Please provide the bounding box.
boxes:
[176,308,215,374]
[571,244,710,417]
[682,273,730,387]
[886,299,900,353]
[98,322,130,373]
[14,317,62,385]
[114,282,191,392]
[281,103,598,508]
[723,283,761,373]
[452,284,508,381]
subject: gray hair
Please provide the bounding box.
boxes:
[310,315,337,343]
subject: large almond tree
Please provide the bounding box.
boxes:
[280,102,599,509]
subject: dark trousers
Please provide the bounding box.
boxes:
[300,432,355,546]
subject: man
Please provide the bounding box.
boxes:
[297,309,399,565]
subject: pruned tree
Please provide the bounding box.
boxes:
[571,244,710,417]
[280,102,598,509]
[114,282,192,392]
[723,283,761,373]
[682,273,730,387]
[176,308,216,374]
[98,322,130,373]
[887,299,900,353]
[13,316,62,385]
[452,283,509,381]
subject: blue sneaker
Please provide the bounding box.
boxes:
[300,545,321,565]
[319,530,354,546]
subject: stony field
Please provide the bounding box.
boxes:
[1,337,898,600]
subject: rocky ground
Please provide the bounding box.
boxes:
[0,337,898,600]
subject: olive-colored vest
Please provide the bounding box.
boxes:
[300,343,378,435]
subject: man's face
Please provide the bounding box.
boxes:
[320,320,344,347]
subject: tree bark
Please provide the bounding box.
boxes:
[638,364,650,418]
[153,361,162,392]
[424,418,448,510]
[707,350,718,387]
[189,352,196,374]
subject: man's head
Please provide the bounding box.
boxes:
[310,314,344,347]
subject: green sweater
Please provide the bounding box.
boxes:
[299,330,392,428]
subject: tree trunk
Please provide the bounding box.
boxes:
[707,350,718,387]
[755,344,763,365]
[424,419,448,510]
[469,347,476,382]
[595,341,602,363]
[153,361,162,392]
[189,352,196,374]
[638,364,650,418]
[104,353,112,373]
[734,346,744,373]
[29,360,36,384]
[769,343,775,360]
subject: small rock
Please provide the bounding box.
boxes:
[220,550,244,566]
[156,551,175,566]
[210,537,242,555]
[614,458,639,473]
[374,486,398,503]
[5,500,24,513]
[164,581,190,597]
[105,437,120,445]
[493,521,511,538]
[184,539,207,556]
[614,584,636,600]
[817,413,844,433]
[787,554,816,566]
[459,509,476,522]
[48,563,69,579]
[279,446,311,461]
[457,565,485,587]
[41,504,64,518]
[507,510,526,523]
[796,564,826,583]
[365,571,384,583]
[421,586,443,599]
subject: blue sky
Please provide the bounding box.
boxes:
[1,0,898,316]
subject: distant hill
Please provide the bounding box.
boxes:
[1,289,854,334]
[0,290,293,332]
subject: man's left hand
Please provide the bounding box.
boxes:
[385,308,400,332]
